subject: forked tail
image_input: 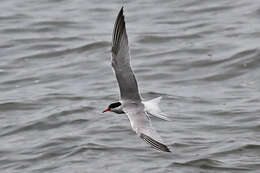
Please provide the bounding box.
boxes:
[142,97,171,121]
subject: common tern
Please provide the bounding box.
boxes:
[103,7,171,152]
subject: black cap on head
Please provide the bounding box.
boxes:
[109,102,121,109]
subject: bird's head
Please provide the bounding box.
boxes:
[103,102,122,113]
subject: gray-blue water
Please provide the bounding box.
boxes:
[1,0,260,172]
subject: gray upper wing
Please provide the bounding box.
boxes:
[111,7,141,101]
[124,103,171,152]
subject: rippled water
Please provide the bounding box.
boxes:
[1,0,260,172]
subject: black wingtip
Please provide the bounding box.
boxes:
[112,6,126,55]
[165,146,171,152]
[161,144,171,153]
[120,6,124,13]
[117,6,124,19]
[140,133,171,153]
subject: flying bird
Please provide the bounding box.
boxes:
[103,7,171,152]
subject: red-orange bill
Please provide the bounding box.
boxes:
[102,108,110,113]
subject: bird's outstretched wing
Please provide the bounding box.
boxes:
[124,103,171,152]
[111,7,141,101]
[140,133,170,152]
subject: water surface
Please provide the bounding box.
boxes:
[1,0,260,172]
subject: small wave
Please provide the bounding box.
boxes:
[224,49,260,69]
[146,48,210,59]
[32,20,76,27]
[157,19,191,25]
[184,158,223,166]
[0,13,29,21]
[213,144,260,156]
[1,77,39,86]
[138,34,201,44]
[14,41,110,62]
[42,93,87,102]
[35,136,81,150]
[13,36,82,44]
[63,143,142,158]
[47,106,94,119]
[172,158,250,171]
[186,5,234,14]
[0,101,40,112]
[0,121,60,137]
[191,48,258,68]
[0,114,89,137]
[2,27,34,34]
[189,48,260,82]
